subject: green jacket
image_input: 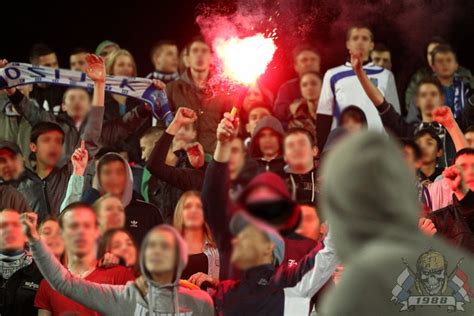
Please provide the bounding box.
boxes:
[0,94,32,164]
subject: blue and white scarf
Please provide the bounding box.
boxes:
[0,62,174,125]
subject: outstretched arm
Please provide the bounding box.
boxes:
[202,113,239,253]
[351,51,415,137]
[21,213,126,315]
[146,107,204,191]
[351,51,384,107]
[81,54,106,160]
[275,230,339,298]
[60,141,88,212]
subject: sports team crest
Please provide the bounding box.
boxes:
[391,249,473,312]
[369,77,378,87]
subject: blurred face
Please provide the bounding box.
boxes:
[346,28,374,59]
[97,196,125,232]
[231,225,272,270]
[40,220,65,259]
[427,42,440,66]
[109,231,137,267]
[99,45,118,63]
[246,107,271,135]
[30,131,64,167]
[415,134,442,165]
[182,195,204,229]
[300,73,322,102]
[140,135,158,162]
[432,52,458,79]
[0,149,24,181]
[99,161,127,197]
[0,210,26,252]
[153,45,179,73]
[63,89,91,121]
[70,52,88,72]
[371,50,392,70]
[258,128,281,159]
[188,41,212,73]
[341,116,364,133]
[228,139,246,180]
[402,146,422,172]
[416,84,443,118]
[242,87,264,112]
[284,132,317,171]
[145,229,177,276]
[465,132,474,149]
[296,205,322,241]
[36,53,59,68]
[455,154,474,190]
[61,208,99,257]
[113,55,134,77]
[294,50,321,76]
[174,124,196,144]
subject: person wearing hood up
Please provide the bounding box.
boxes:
[81,152,163,246]
[318,131,474,316]
[21,212,215,316]
[248,115,286,176]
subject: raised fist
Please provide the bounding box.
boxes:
[432,106,455,128]
[20,212,40,243]
[186,142,205,169]
[217,112,239,144]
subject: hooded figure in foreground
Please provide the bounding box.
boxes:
[319,132,474,316]
[21,218,214,316]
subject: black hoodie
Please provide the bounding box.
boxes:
[249,116,286,176]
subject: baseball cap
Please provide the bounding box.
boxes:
[230,211,285,266]
[0,140,22,156]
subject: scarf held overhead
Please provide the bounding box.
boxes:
[0,62,174,125]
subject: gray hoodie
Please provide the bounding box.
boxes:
[30,225,214,315]
[319,132,474,315]
[93,152,134,207]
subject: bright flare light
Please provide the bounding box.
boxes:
[214,33,277,86]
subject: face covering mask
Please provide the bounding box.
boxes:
[245,199,296,229]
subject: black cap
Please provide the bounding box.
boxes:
[0,140,22,156]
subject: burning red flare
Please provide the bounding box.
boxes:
[214,33,277,86]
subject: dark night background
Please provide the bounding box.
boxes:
[2,0,474,108]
